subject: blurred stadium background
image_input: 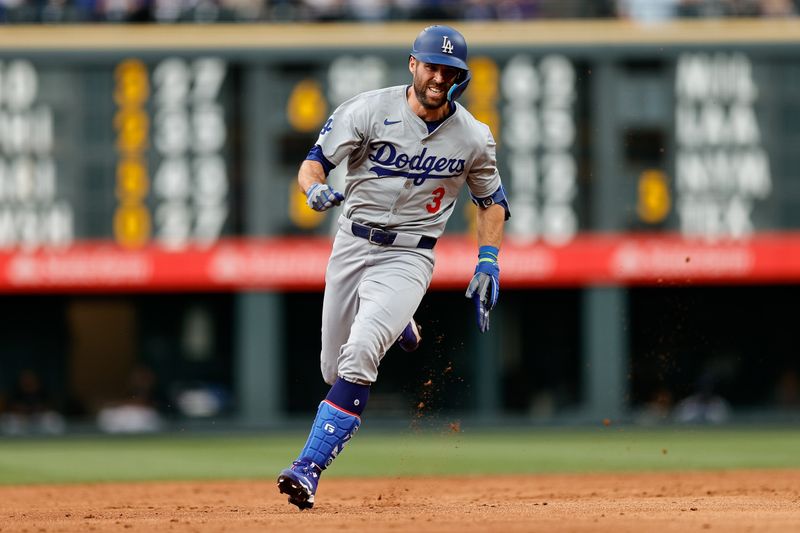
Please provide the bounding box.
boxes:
[0,1,799,442]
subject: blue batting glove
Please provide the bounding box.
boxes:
[464,245,500,333]
[306,183,344,212]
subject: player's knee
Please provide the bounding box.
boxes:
[338,340,380,384]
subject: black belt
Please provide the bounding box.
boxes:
[350,221,437,249]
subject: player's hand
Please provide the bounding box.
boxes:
[465,246,499,333]
[306,183,344,211]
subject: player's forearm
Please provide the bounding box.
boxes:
[475,204,505,249]
[298,160,328,194]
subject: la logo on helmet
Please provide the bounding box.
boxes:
[441,36,454,54]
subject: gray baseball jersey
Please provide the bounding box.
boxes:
[316,85,502,237]
[314,84,504,385]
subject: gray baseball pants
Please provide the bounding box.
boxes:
[319,221,434,385]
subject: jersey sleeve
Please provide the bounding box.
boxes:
[314,96,367,167]
[466,125,503,199]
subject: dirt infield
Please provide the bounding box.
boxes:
[1,470,799,532]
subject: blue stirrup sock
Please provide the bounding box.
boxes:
[325,377,369,416]
[298,378,369,470]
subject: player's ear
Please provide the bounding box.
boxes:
[408,55,416,74]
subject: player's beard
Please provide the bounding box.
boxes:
[413,76,448,110]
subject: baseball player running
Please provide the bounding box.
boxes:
[277,24,510,510]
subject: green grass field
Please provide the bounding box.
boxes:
[1,427,799,485]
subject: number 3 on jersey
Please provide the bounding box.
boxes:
[426,187,445,213]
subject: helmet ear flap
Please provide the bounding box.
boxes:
[447,70,471,102]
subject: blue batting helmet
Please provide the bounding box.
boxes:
[410,25,471,102]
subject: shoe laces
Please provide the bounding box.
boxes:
[292,460,320,478]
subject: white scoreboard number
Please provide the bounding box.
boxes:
[0,59,72,251]
[502,54,578,246]
[152,57,229,250]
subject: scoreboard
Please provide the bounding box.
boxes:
[0,21,799,292]
[0,54,233,249]
[112,57,231,250]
